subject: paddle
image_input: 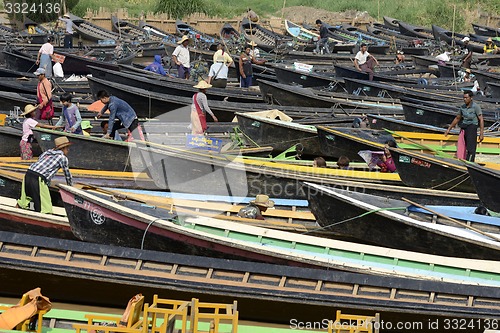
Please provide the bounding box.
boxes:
[401,197,500,243]
[384,128,454,159]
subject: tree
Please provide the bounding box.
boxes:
[155,0,207,19]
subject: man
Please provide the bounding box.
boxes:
[17,137,72,214]
[144,54,167,76]
[237,194,274,220]
[354,43,379,81]
[56,14,73,49]
[444,91,484,162]
[172,35,191,79]
[461,36,473,69]
[34,68,53,121]
[96,90,144,141]
[484,37,498,54]
[239,44,266,88]
[315,19,330,54]
[207,53,230,88]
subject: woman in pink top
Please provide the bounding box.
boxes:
[20,104,59,160]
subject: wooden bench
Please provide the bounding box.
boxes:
[328,310,380,333]
[147,295,190,333]
[0,288,50,333]
[189,298,238,333]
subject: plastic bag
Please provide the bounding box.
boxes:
[53,62,64,78]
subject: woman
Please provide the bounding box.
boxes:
[55,92,82,134]
[34,68,53,120]
[20,104,59,160]
[190,81,218,135]
[36,36,54,78]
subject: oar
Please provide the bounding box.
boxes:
[401,197,500,243]
[384,128,454,159]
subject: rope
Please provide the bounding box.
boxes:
[141,218,162,250]
[430,173,471,191]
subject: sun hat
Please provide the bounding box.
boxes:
[247,41,258,47]
[63,13,70,18]
[21,104,37,116]
[81,120,93,130]
[54,136,72,149]
[487,37,493,42]
[461,36,470,42]
[250,194,275,208]
[34,68,46,76]
[193,80,212,89]
[177,35,191,44]
[465,68,471,73]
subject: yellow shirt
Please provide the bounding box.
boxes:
[484,44,498,54]
[213,50,233,66]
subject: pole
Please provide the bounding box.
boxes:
[281,0,287,23]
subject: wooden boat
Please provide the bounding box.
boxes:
[18,17,48,44]
[305,182,500,260]
[175,19,216,46]
[398,21,433,39]
[339,24,395,48]
[240,17,289,52]
[273,65,342,88]
[466,163,500,213]
[111,15,145,40]
[382,16,401,30]
[31,128,145,172]
[472,69,500,92]
[367,114,459,134]
[2,232,500,325]
[488,81,500,99]
[235,112,322,157]
[389,147,475,192]
[2,50,37,73]
[87,65,263,104]
[0,126,41,158]
[256,79,402,110]
[472,23,500,37]
[58,183,500,287]
[70,14,121,42]
[138,20,177,43]
[316,126,394,162]
[432,25,484,53]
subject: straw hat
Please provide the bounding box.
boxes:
[63,13,70,18]
[461,36,470,42]
[250,194,275,208]
[54,137,72,149]
[247,41,258,47]
[487,37,493,43]
[21,104,37,116]
[177,35,191,44]
[465,68,471,74]
[81,120,93,130]
[193,80,212,89]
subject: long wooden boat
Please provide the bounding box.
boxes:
[175,19,216,47]
[305,182,500,260]
[398,21,433,39]
[367,114,460,134]
[389,147,475,192]
[240,17,289,52]
[111,15,145,40]
[0,125,41,158]
[139,20,177,43]
[31,128,145,172]
[273,65,342,88]
[472,23,500,37]
[325,25,390,55]
[3,50,37,73]
[472,69,500,92]
[487,81,500,99]
[70,14,122,42]
[383,16,401,30]
[466,163,500,213]
[432,25,484,53]
[2,232,500,325]
[58,183,500,287]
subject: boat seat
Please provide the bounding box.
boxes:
[0,288,51,333]
[328,310,380,333]
[148,295,190,333]
[189,298,238,333]
[73,294,147,333]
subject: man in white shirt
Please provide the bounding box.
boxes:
[172,35,191,79]
[207,55,229,88]
[354,43,379,81]
[56,14,73,49]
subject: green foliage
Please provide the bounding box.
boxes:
[154,0,207,19]
[4,0,79,23]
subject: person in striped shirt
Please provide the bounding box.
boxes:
[17,137,72,214]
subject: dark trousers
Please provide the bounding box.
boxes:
[464,124,478,162]
[240,76,252,88]
[111,118,143,140]
[211,79,227,88]
[20,170,48,212]
[64,34,73,49]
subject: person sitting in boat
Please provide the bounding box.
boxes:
[435,51,451,65]
[484,38,498,54]
[19,104,60,160]
[55,93,82,135]
[190,80,218,135]
[96,90,144,141]
[247,8,259,23]
[460,37,473,69]
[17,137,72,214]
[313,157,326,167]
[81,120,93,136]
[336,156,351,170]
[314,19,330,54]
[354,43,379,81]
[395,50,405,65]
[172,35,192,80]
[144,55,168,76]
[377,139,397,173]
[238,194,275,220]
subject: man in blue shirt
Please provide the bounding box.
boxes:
[96,90,144,141]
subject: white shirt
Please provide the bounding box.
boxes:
[435,52,450,62]
[209,63,229,80]
[22,118,38,141]
[172,45,190,68]
[59,17,74,34]
[39,42,54,55]
[355,50,370,65]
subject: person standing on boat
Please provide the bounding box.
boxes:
[96,90,144,141]
[207,51,231,88]
[144,55,168,76]
[354,43,379,81]
[17,137,72,214]
[237,194,274,220]
[314,19,330,54]
[444,91,484,162]
[239,44,266,88]
[36,36,55,78]
[460,37,473,69]
[19,104,60,160]
[55,93,82,134]
[190,81,218,134]
[172,35,191,80]
[55,14,74,49]
[483,38,498,54]
[212,43,233,67]
[34,68,53,121]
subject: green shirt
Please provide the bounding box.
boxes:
[459,101,482,126]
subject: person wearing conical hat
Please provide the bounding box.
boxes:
[484,37,498,54]
[17,136,73,214]
[191,80,218,135]
[19,104,60,160]
[237,194,275,220]
[173,35,192,79]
